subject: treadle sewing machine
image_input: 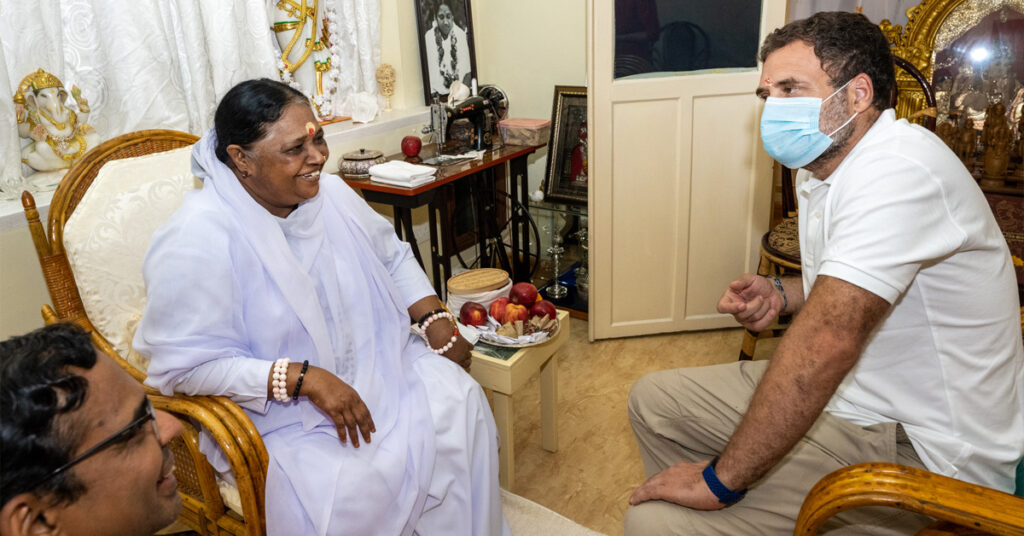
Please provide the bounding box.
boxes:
[424,85,509,158]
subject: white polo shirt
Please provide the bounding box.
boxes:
[797,109,1024,492]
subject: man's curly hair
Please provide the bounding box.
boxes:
[1,323,97,507]
[760,11,895,111]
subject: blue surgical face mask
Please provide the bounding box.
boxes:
[759,80,858,169]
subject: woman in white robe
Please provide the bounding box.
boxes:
[133,79,508,536]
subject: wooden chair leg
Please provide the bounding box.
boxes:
[739,328,759,360]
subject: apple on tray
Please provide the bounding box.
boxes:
[459,301,488,326]
[504,302,530,324]
[509,282,539,306]
[530,299,557,320]
[489,297,511,323]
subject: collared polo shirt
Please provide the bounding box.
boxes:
[796,109,1024,492]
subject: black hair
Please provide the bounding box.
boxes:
[1,323,97,507]
[213,78,310,164]
[759,11,895,112]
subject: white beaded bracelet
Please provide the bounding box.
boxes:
[430,336,457,355]
[419,311,459,355]
[272,357,291,403]
[419,311,451,332]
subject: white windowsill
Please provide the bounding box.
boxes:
[0,107,431,232]
[323,106,429,148]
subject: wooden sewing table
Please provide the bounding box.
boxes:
[470,309,568,489]
[343,144,543,298]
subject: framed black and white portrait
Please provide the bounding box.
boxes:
[415,0,478,104]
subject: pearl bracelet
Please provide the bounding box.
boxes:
[419,311,459,355]
[272,357,291,403]
[419,310,450,331]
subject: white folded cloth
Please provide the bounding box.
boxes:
[368,160,436,183]
[369,175,436,188]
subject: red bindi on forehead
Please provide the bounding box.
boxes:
[305,122,315,136]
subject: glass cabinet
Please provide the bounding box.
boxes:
[528,201,588,317]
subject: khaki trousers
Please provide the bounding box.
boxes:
[624,360,933,535]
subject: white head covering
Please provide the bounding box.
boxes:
[185,130,415,431]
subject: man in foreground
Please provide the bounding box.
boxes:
[1,323,183,536]
[626,12,1023,534]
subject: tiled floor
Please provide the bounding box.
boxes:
[498,319,777,536]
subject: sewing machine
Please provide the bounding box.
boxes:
[428,95,496,155]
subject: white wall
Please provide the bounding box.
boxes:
[0,221,51,339]
[471,0,587,193]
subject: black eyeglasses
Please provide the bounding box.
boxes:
[30,398,157,489]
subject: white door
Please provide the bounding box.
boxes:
[589,1,787,340]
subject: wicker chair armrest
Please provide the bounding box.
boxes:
[795,463,1024,536]
[149,393,265,536]
[193,396,268,509]
[209,396,270,478]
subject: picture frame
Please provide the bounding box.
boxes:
[543,85,588,205]
[415,0,478,105]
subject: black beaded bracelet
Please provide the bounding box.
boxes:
[292,360,309,399]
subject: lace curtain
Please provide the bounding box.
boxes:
[331,0,382,105]
[0,0,381,197]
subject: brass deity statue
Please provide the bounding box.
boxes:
[981,101,1012,180]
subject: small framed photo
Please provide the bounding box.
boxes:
[415,0,478,104]
[543,85,588,205]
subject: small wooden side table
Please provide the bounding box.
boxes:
[470,309,569,489]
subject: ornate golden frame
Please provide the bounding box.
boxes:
[879,0,967,123]
[880,0,1024,124]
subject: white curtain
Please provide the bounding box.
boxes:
[328,0,382,110]
[1,0,382,197]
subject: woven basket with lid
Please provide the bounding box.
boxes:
[447,268,510,295]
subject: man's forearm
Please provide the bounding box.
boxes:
[714,275,888,491]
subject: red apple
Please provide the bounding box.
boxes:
[504,302,529,323]
[401,135,422,157]
[530,299,557,320]
[489,297,511,323]
[459,301,488,326]
[509,282,539,305]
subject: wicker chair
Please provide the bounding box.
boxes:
[21,129,268,536]
[795,463,1024,535]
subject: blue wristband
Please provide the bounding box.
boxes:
[702,457,747,505]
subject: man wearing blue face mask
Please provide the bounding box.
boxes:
[625,11,1023,535]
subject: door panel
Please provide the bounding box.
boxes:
[589,0,785,340]
[686,89,770,326]
[609,98,683,327]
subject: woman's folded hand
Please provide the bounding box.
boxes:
[302,366,376,447]
[424,319,473,371]
[443,334,473,371]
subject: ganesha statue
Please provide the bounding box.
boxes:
[14,69,98,172]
